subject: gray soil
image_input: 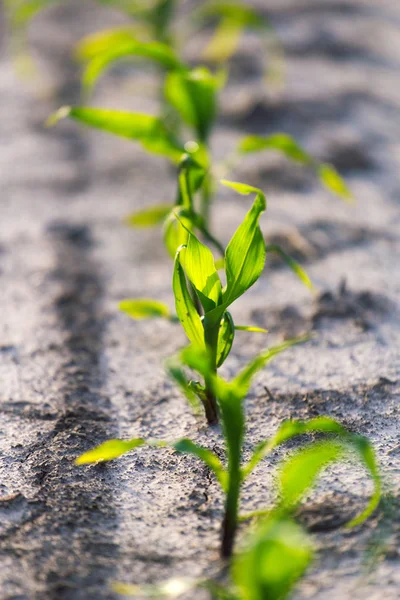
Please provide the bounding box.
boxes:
[0,0,399,599]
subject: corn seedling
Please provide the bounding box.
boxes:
[112,514,313,599]
[120,180,315,424]
[76,342,380,559]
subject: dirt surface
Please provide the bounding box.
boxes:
[0,1,399,599]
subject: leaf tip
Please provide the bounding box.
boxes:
[46,106,72,128]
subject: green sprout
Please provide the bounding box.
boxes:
[76,343,380,560]
[120,180,313,424]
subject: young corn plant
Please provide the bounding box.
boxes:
[120,180,314,424]
[76,343,380,560]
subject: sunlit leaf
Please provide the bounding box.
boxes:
[173,439,227,490]
[239,134,311,165]
[243,416,347,478]
[173,247,205,348]
[233,515,313,600]
[196,1,265,64]
[279,441,345,510]
[166,359,203,415]
[317,163,354,202]
[163,209,192,258]
[266,244,314,290]
[119,298,171,320]
[125,204,172,227]
[233,337,308,397]
[182,230,222,311]
[79,38,184,94]
[76,439,145,464]
[221,182,267,306]
[235,325,268,333]
[75,28,140,61]
[48,106,184,163]
[217,312,235,367]
[164,67,221,142]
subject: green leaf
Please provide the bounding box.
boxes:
[182,231,222,311]
[75,27,141,61]
[119,298,171,320]
[6,0,56,29]
[317,163,354,202]
[173,247,205,348]
[221,181,267,306]
[279,441,346,510]
[235,325,268,333]
[125,204,172,227]
[166,359,203,416]
[173,439,227,491]
[243,416,347,479]
[79,39,184,95]
[217,312,235,367]
[163,209,191,258]
[202,18,244,64]
[239,134,312,164]
[76,439,145,464]
[164,67,221,142]
[233,337,308,398]
[197,1,265,28]
[196,1,265,64]
[48,106,184,163]
[266,244,314,290]
[278,434,381,526]
[232,515,313,600]
[214,257,225,270]
[346,435,381,527]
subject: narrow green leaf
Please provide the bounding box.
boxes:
[214,257,225,270]
[239,134,312,164]
[164,67,220,142]
[234,337,308,397]
[243,416,347,478]
[266,244,314,290]
[48,106,184,163]
[119,298,171,320]
[180,343,211,371]
[278,434,381,526]
[217,312,235,368]
[76,439,145,464]
[173,439,228,491]
[197,1,265,28]
[235,325,268,333]
[233,515,313,600]
[163,210,191,258]
[182,231,222,311]
[221,181,267,306]
[317,163,354,202]
[202,17,243,64]
[173,247,205,348]
[75,27,140,61]
[279,441,345,510]
[80,39,184,94]
[125,204,172,228]
[166,359,203,416]
[346,436,381,527]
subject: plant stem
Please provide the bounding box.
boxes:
[203,317,221,425]
[221,472,241,558]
